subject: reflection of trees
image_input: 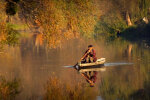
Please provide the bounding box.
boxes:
[33,33,43,52]
[99,41,150,100]
[100,67,141,100]
[44,76,98,100]
[124,44,133,61]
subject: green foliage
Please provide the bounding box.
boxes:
[0,1,20,48]
[138,0,150,17]
[107,0,150,18]
[121,22,150,46]
[95,11,127,37]
[95,0,150,43]
[6,23,28,30]
[1,24,20,46]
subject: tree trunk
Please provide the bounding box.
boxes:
[6,15,11,23]
[126,11,132,26]
[143,17,149,24]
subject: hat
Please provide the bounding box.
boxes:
[88,45,93,48]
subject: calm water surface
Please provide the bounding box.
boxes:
[0,37,149,100]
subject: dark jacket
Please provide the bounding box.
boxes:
[84,49,97,62]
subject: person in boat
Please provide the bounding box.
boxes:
[81,45,97,63]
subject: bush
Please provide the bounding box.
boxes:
[5,25,20,46]
[94,11,127,37]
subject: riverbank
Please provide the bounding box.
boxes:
[120,23,150,48]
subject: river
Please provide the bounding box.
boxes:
[0,37,149,100]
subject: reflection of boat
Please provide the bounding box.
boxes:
[78,58,106,68]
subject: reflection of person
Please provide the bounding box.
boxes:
[81,45,97,63]
[82,71,98,87]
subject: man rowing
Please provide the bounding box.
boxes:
[81,45,97,63]
[80,45,98,87]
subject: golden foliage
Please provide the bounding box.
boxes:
[0,22,7,42]
[0,1,7,43]
[0,0,6,11]
[21,0,99,48]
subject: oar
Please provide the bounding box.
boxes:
[73,48,94,85]
[73,47,92,69]
[81,73,94,86]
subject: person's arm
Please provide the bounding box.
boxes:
[81,49,91,60]
[92,49,96,57]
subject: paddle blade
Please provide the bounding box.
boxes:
[63,65,74,68]
[63,65,80,70]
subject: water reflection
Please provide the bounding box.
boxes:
[81,71,98,87]
[0,37,150,100]
[123,44,133,61]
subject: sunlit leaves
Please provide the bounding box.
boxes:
[20,0,99,47]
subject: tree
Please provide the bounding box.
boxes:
[19,0,99,47]
[5,0,20,22]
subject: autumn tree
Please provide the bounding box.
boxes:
[95,0,150,38]
[19,0,99,47]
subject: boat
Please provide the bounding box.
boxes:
[79,67,106,73]
[77,58,106,69]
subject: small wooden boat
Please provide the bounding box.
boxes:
[79,67,106,73]
[78,58,106,68]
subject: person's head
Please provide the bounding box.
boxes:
[88,45,93,49]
